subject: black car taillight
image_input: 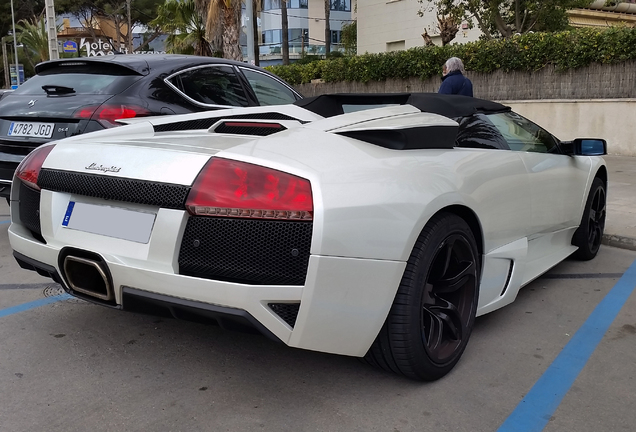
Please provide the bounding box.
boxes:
[73,104,150,128]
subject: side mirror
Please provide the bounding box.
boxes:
[573,138,607,156]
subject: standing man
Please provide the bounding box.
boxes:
[438,57,473,97]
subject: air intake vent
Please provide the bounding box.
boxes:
[154,112,299,132]
[18,181,44,242]
[268,303,301,328]
[178,217,312,285]
[214,121,285,136]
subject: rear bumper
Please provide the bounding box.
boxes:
[13,250,282,342]
[9,220,406,357]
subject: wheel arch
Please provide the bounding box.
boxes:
[432,205,484,259]
[595,165,608,187]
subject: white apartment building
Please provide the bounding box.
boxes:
[356,0,636,55]
[355,0,481,54]
[253,0,353,64]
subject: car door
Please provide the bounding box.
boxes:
[455,114,533,242]
[238,67,302,106]
[485,111,590,236]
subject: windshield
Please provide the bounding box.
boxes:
[12,73,139,96]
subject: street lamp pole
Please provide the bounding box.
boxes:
[10,0,20,86]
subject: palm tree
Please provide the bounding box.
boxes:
[152,0,213,56]
[282,0,289,64]
[195,0,242,61]
[324,0,331,54]
[15,17,49,63]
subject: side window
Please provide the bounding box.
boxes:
[240,68,298,106]
[168,66,248,107]
[486,112,559,153]
[455,114,510,150]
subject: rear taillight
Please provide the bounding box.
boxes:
[73,104,150,128]
[186,158,313,220]
[15,144,56,190]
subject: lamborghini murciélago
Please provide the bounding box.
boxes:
[8,93,607,380]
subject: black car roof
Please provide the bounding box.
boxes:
[34,54,260,76]
[294,93,510,119]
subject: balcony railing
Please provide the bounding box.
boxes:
[242,44,345,57]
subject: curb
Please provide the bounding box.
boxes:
[602,234,636,252]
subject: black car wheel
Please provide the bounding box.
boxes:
[364,212,479,381]
[572,177,606,261]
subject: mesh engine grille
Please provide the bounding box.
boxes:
[18,181,42,237]
[179,217,312,286]
[38,169,189,209]
[153,112,299,133]
[214,123,285,136]
[268,303,300,327]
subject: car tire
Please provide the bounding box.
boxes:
[364,212,480,381]
[572,177,606,261]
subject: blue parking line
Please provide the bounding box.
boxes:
[498,258,636,432]
[0,294,72,319]
[0,219,10,224]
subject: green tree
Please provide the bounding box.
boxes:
[340,20,356,55]
[15,16,50,63]
[420,0,591,39]
[152,0,212,55]
[55,0,165,51]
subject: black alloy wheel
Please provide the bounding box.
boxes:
[421,233,477,365]
[572,177,606,260]
[364,212,480,381]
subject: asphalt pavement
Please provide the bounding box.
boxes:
[0,155,635,431]
[603,155,636,251]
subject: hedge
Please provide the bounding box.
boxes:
[265,27,636,85]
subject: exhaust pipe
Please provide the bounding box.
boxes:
[63,255,114,302]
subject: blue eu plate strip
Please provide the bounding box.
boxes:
[498,258,636,432]
[62,201,75,226]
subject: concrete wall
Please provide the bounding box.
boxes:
[505,99,636,157]
[295,61,636,100]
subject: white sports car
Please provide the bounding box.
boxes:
[8,93,607,381]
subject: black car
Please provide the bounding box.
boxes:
[0,54,302,200]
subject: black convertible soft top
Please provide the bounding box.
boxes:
[293,93,510,119]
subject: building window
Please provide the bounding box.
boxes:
[262,0,308,10]
[262,29,282,44]
[386,40,405,52]
[331,30,341,44]
[330,0,351,11]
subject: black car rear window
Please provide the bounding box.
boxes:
[13,64,141,96]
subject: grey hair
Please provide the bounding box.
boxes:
[444,57,465,75]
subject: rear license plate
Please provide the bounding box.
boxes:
[62,201,156,244]
[8,122,54,138]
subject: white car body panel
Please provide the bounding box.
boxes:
[8,100,606,358]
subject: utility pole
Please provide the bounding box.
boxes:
[10,0,20,85]
[2,41,9,88]
[44,0,59,60]
[246,0,255,64]
[301,32,305,57]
